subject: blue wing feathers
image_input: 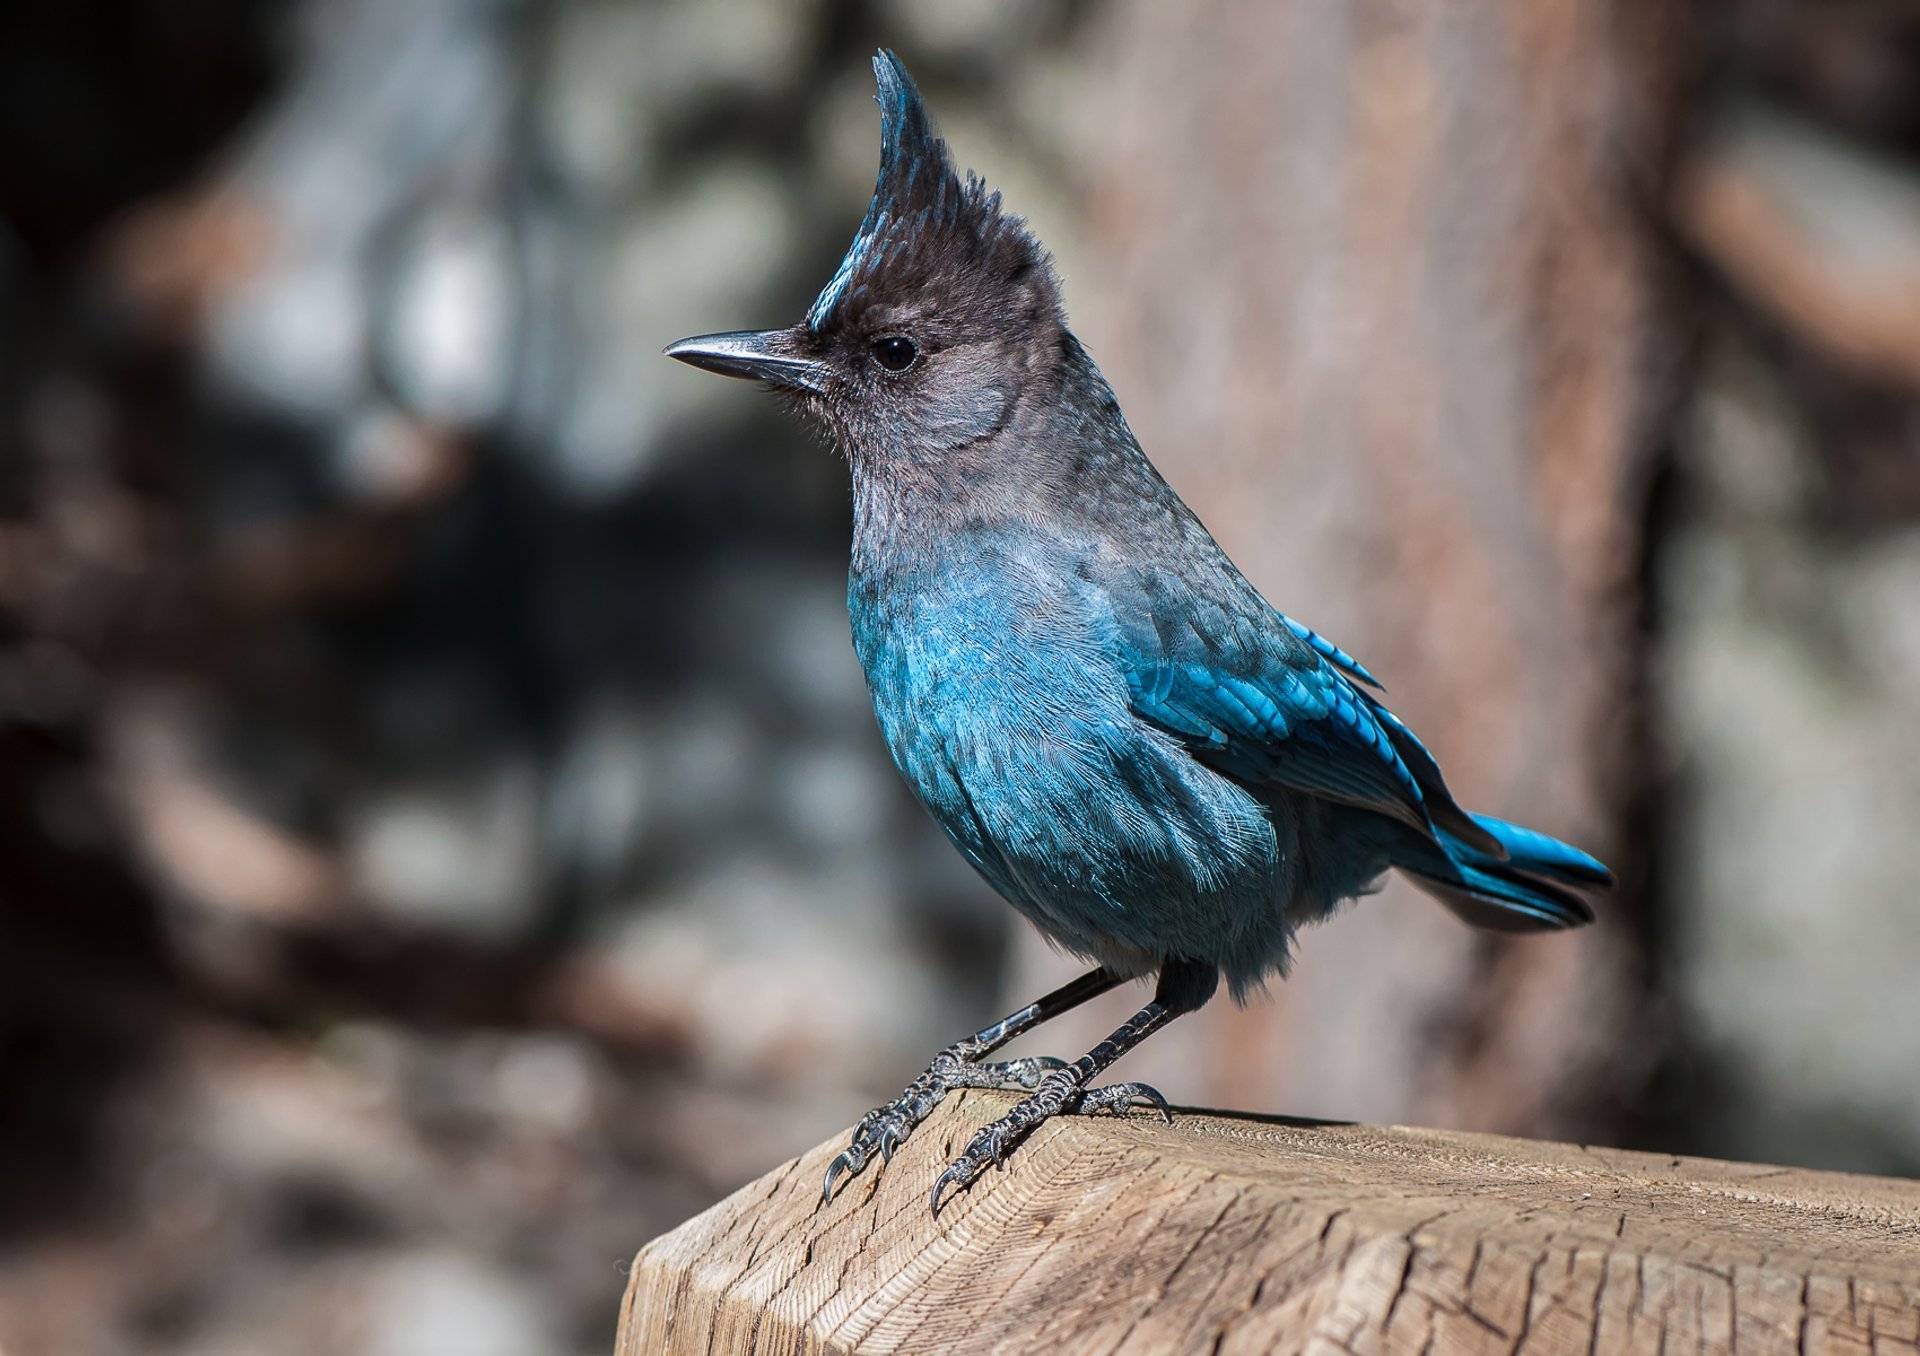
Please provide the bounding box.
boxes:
[1280,614,1382,689]
[1122,646,1435,837]
[1111,585,1604,932]
[1098,568,1605,929]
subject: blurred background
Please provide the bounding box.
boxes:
[4,0,1920,1350]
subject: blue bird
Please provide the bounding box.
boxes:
[665,52,1611,1214]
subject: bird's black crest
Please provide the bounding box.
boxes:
[806,51,1048,333]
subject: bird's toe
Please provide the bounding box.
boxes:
[1076,1080,1172,1122]
[949,1054,1068,1091]
[826,1044,1074,1206]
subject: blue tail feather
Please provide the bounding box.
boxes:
[1395,813,1610,933]
[1466,813,1613,887]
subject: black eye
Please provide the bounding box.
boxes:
[870,336,918,372]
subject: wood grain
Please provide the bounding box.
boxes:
[619,1094,1920,1354]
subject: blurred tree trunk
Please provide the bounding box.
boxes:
[1014,0,1683,1140]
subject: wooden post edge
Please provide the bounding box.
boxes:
[617,1091,1920,1354]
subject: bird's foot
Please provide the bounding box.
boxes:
[929,1071,1170,1215]
[822,1049,1067,1202]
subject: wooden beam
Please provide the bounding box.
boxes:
[619,1094,1920,1354]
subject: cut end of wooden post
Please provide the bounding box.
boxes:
[617,1091,1920,1354]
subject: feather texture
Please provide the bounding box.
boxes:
[675,50,1611,1001]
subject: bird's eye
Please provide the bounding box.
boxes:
[870,336,918,373]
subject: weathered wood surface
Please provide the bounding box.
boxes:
[620,1093,1920,1355]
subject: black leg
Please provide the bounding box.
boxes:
[822,966,1127,1201]
[929,958,1219,1215]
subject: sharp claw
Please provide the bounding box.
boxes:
[1127,1084,1170,1118]
[1074,1080,1171,1122]
[834,1040,1088,1213]
[930,1166,964,1217]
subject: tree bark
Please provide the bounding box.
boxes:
[1009,0,1682,1141]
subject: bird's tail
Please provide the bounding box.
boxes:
[1396,813,1611,932]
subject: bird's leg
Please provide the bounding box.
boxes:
[930,958,1218,1215]
[823,966,1125,1201]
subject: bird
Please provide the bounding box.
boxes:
[665,51,1611,1216]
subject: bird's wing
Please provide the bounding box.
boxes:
[1110,580,1500,852]
[1271,612,1383,691]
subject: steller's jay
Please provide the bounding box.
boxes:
[666,52,1611,1215]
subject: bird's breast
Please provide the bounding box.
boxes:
[848,548,1097,771]
[845,543,1281,955]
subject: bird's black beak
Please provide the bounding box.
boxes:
[663,328,828,393]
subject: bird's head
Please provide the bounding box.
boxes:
[665,51,1064,469]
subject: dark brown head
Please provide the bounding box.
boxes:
[665,52,1065,469]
